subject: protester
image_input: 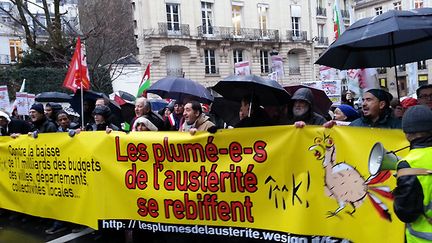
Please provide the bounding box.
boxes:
[131,97,164,131]
[349,89,401,129]
[393,105,432,242]
[95,97,122,129]
[56,110,80,133]
[44,102,63,124]
[164,100,184,131]
[85,105,119,132]
[235,95,272,128]
[416,84,432,109]
[0,110,31,137]
[390,99,404,120]
[180,100,215,134]
[133,116,158,131]
[342,90,355,107]
[288,87,327,127]
[332,104,359,125]
[29,103,57,133]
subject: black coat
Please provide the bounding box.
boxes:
[1,118,32,135]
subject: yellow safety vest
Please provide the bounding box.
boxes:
[403,147,432,243]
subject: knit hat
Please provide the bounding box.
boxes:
[400,97,418,109]
[92,105,111,119]
[0,110,10,122]
[402,105,432,133]
[337,104,360,121]
[366,89,393,107]
[30,103,44,114]
[133,116,158,131]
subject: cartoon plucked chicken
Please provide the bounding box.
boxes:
[308,134,393,221]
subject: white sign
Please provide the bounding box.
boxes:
[234,61,251,75]
[302,80,342,105]
[16,92,29,116]
[0,85,9,111]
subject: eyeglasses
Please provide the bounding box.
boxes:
[418,94,432,100]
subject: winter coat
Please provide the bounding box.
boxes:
[180,114,215,132]
[393,136,432,242]
[349,109,401,129]
[31,117,57,133]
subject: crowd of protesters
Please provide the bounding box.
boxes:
[1,84,432,241]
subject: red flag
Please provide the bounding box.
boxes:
[63,37,91,92]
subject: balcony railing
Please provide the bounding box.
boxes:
[287,30,307,41]
[418,62,427,70]
[158,23,190,37]
[316,36,328,46]
[316,7,326,17]
[197,26,279,41]
[341,9,350,19]
[166,68,184,77]
[289,67,301,75]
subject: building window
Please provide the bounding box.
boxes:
[288,52,300,74]
[201,2,213,35]
[260,50,269,74]
[291,17,300,37]
[166,4,180,31]
[204,49,217,74]
[233,49,243,64]
[418,75,428,86]
[415,0,423,8]
[258,4,268,37]
[232,5,242,36]
[9,40,22,63]
[393,1,402,10]
[375,6,383,15]
[418,60,427,70]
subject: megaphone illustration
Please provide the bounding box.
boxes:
[368,142,401,175]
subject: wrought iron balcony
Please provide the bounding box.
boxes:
[166,68,184,77]
[157,22,190,37]
[316,36,328,46]
[287,30,307,41]
[341,9,350,19]
[397,65,406,72]
[289,67,301,75]
[316,7,327,17]
[197,26,279,42]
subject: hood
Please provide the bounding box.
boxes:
[292,88,313,105]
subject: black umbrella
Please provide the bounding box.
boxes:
[147,76,214,104]
[315,8,432,98]
[212,74,291,106]
[210,97,240,127]
[35,91,71,102]
[70,90,123,122]
[285,85,332,116]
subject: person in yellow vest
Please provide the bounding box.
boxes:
[393,105,432,242]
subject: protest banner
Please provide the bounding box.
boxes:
[0,126,407,242]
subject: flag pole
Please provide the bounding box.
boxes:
[76,37,85,129]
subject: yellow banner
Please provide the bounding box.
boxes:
[0,126,407,242]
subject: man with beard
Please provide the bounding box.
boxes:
[29,103,57,133]
[349,89,401,129]
[288,88,326,127]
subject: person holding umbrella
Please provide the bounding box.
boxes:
[235,95,272,128]
[349,89,401,129]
